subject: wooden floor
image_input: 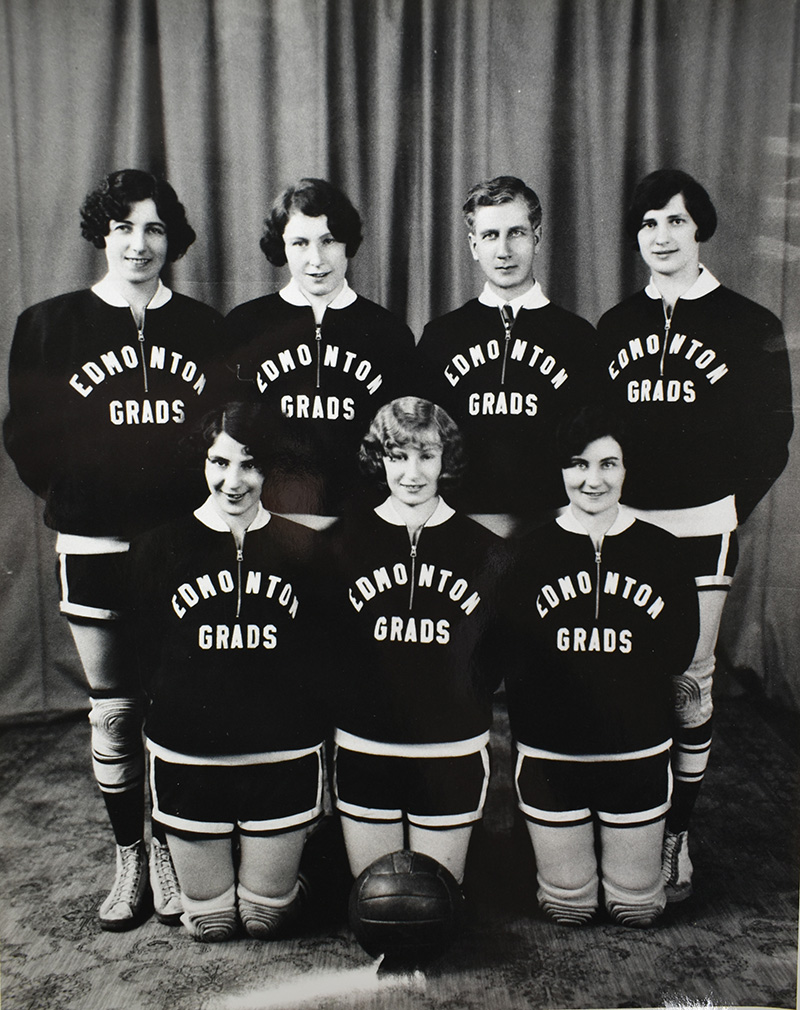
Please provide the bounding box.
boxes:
[0,682,798,1010]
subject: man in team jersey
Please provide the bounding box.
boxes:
[417,175,597,537]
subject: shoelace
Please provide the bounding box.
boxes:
[109,845,145,904]
[663,835,681,878]
[152,845,180,902]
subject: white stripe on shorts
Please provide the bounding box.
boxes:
[146,739,323,766]
[334,728,490,758]
[514,739,672,763]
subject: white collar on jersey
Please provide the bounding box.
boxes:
[556,502,637,537]
[193,496,272,532]
[477,279,550,314]
[645,264,720,301]
[374,495,456,527]
[92,274,173,309]
[279,276,358,309]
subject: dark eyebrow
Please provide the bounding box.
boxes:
[114,217,164,227]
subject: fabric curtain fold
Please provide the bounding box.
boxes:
[1,0,798,717]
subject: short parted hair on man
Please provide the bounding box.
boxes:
[260,178,364,266]
[624,168,718,248]
[462,175,543,234]
[359,396,467,487]
[555,403,631,471]
[80,168,197,262]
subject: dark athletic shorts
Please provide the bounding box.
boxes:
[682,531,738,591]
[515,741,672,829]
[56,535,130,622]
[148,741,325,840]
[333,729,490,829]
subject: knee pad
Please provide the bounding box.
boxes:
[88,697,145,794]
[237,880,304,940]
[672,661,714,729]
[603,875,666,928]
[181,885,237,942]
[536,873,598,927]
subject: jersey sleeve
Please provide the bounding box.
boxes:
[3,305,68,498]
[657,535,701,678]
[733,309,793,521]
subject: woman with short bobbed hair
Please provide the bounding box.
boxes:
[259,178,364,265]
[4,168,227,932]
[596,168,793,903]
[325,396,506,888]
[623,169,717,249]
[501,404,699,929]
[127,401,326,944]
[226,178,416,520]
[358,396,467,487]
[80,169,198,261]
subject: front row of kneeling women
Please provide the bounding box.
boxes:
[125,396,698,942]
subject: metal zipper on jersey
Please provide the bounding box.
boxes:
[236,547,244,618]
[134,310,149,393]
[408,527,423,611]
[594,542,603,622]
[234,533,245,619]
[659,300,674,378]
[499,304,514,386]
[315,324,322,388]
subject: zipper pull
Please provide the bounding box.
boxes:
[595,547,602,622]
[408,534,420,611]
[500,304,513,386]
[137,326,149,394]
[315,324,322,388]
[235,545,244,618]
[660,300,674,378]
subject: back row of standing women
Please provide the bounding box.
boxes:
[4,169,793,943]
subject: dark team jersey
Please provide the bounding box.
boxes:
[3,285,230,539]
[501,507,699,756]
[127,501,327,756]
[596,275,793,521]
[225,287,417,514]
[325,498,508,744]
[416,297,597,514]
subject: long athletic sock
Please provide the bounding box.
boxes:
[103,784,146,847]
[668,718,712,833]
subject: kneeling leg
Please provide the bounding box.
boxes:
[525,821,598,926]
[600,821,666,928]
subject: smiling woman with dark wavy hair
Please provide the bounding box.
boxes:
[80,168,197,262]
[3,168,225,933]
[125,399,326,945]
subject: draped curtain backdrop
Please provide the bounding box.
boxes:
[1,0,799,719]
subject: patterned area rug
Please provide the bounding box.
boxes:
[0,691,797,1010]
